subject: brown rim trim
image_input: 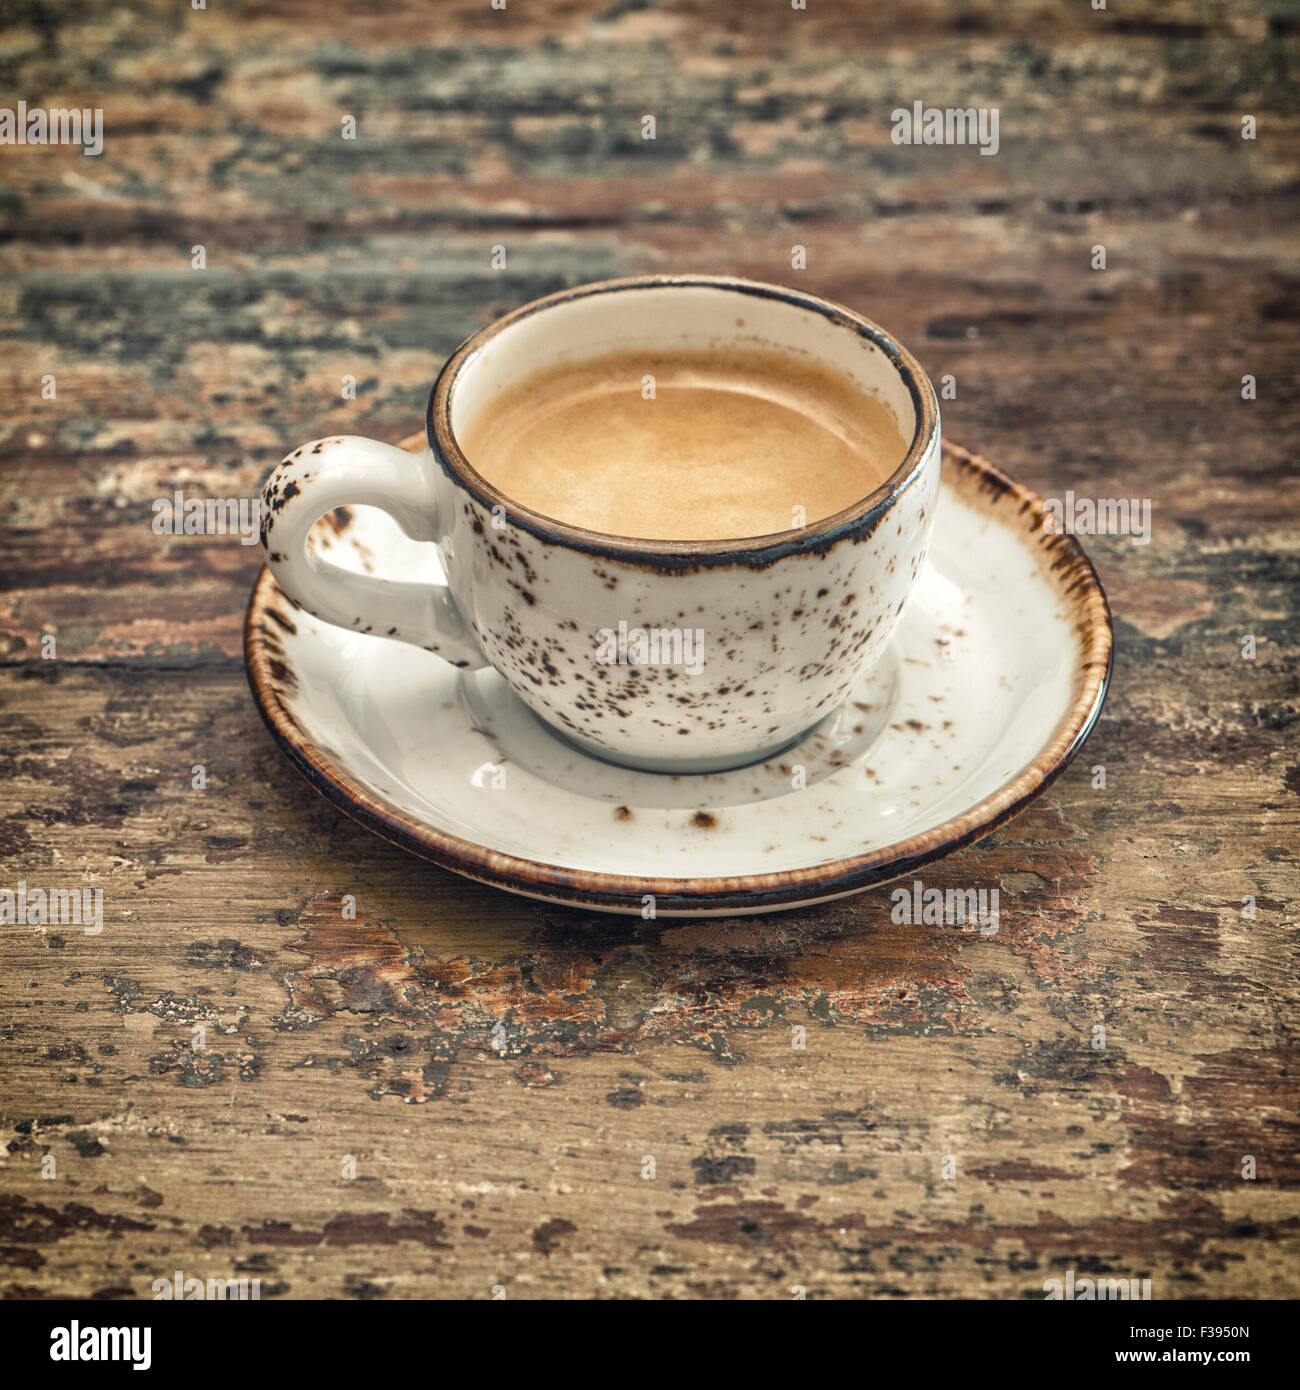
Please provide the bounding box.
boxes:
[245,438,1113,914]
[426,274,941,565]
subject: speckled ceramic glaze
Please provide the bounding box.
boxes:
[259,276,941,773]
[246,436,1113,917]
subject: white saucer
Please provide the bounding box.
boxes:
[246,438,1111,916]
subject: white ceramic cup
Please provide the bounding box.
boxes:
[259,275,941,773]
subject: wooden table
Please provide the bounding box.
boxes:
[2,0,1296,1300]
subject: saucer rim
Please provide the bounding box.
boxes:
[245,439,1113,913]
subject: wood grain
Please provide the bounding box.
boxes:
[1,0,1297,1299]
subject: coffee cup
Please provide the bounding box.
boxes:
[259,274,941,774]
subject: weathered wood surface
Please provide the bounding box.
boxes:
[1,0,1297,1300]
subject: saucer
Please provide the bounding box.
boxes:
[245,436,1111,916]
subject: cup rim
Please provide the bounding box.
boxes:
[426,273,939,563]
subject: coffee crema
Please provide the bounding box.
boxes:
[458,347,908,541]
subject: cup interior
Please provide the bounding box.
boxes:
[432,276,935,550]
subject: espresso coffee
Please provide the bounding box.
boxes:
[459,347,908,541]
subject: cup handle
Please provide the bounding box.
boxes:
[259,435,488,669]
